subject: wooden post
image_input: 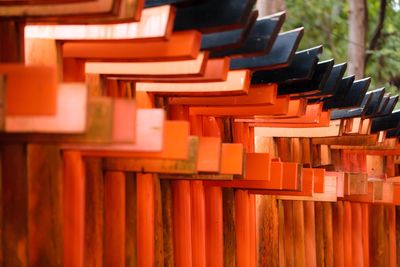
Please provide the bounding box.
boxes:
[256,195,279,267]
[125,172,137,267]
[343,202,353,267]
[83,157,104,267]
[235,190,251,267]
[0,19,26,267]
[332,202,345,267]
[223,188,236,267]
[104,171,126,267]
[27,145,62,267]
[304,201,317,267]
[191,181,206,267]
[154,176,165,267]
[293,201,305,267]
[283,201,295,267]
[1,144,28,267]
[137,173,155,266]
[172,180,192,266]
[205,186,224,267]
[361,203,370,267]
[249,194,257,267]
[63,151,85,267]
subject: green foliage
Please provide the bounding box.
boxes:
[283,0,400,102]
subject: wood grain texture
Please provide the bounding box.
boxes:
[63,151,85,267]
[293,200,305,267]
[1,144,28,267]
[205,186,223,267]
[256,195,279,267]
[104,171,126,267]
[125,172,137,267]
[136,173,155,267]
[235,190,251,267]
[83,157,104,267]
[343,202,352,267]
[190,181,206,267]
[154,175,165,267]
[283,200,295,267]
[27,144,62,267]
[249,194,257,267]
[369,204,391,267]
[0,21,25,63]
[160,180,174,267]
[304,201,317,267]
[172,180,192,266]
[332,202,344,267]
[223,188,236,267]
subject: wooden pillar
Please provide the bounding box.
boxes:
[361,203,370,267]
[1,144,28,267]
[125,173,137,267]
[389,205,396,267]
[137,173,155,266]
[172,180,192,266]
[283,200,295,267]
[249,194,257,267]
[63,151,85,267]
[0,20,27,267]
[332,202,344,267]
[223,188,236,267]
[343,201,353,267]
[304,201,317,267]
[105,171,126,267]
[161,180,174,267]
[191,181,206,267]
[323,202,334,267]
[293,200,305,267]
[205,186,223,267]
[235,190,250,267]
[27,145,62,267]
[257,195,279,267]
[369,204,390,267]
[83,158,104,267]
[154,176,165,267]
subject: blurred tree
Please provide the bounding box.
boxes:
[348,0,366,79]
[255,0,400,97]
[256,0,286,17]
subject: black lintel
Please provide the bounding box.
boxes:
[382,95,399,116]
[229,28,304,70]
[371,110,400,133]
[307,62,347,99]
[329,88,383,120]
[322,75,355,110]
[376,94,390,115]
[210,11,285,58]
[385,127,400,138]
[277,59,334,96]
[250,45,322,85]
[200,10,258,51]
[363,88,385,117]
[173,0,256,33]
[323,78,371,110]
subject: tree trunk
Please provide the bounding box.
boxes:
[348,0,366,79]
[256,0,286,17]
